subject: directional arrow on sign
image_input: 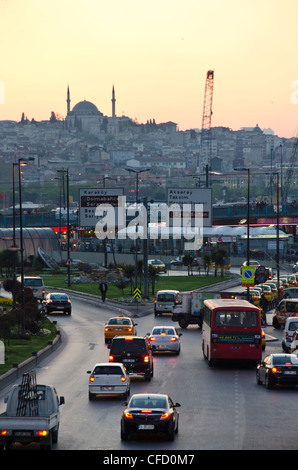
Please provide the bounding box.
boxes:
[133,288,142,299]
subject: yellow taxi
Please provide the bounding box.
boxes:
[104,315,137,343]
[148,259,167,273]
[248,288,262,307]
[258,284,274,303]
[264,281,278,300]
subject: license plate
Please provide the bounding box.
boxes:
[123,359,135,362]
[101,386,114,390]
[138,424,154,430]
[158,345,167,349]
[15,431,31,436]
[284,371,296,375]
[56,306,63,309]
[114,328,121,331]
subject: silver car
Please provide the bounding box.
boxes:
[148,326,182,354]
[87,363,130,400]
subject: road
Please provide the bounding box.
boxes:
[0,285,297,452]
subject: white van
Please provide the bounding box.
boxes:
[17,276,45,301]
[154,290,180,316]
[282,317,298,352]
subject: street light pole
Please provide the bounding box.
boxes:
[234,167,250,301]
[125,167,149,290]
[18,157,34,329]
[58,169,70,288]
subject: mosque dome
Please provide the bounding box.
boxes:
[71,100,103,116]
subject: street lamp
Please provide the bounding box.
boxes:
[234,167,250,300]
[18,157,34,323]
[57,169,70,288]
[125,167,149,290]
[266,171,280,300]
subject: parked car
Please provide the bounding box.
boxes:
[148,326,182,354]
[148,259,167,273]
[104,315,137,343]
[87,363,130,400]
[120,393,180,441]
[41,292,72,315]
[256,354,298,389]
[282,317,298,352]
[108,336,153,381]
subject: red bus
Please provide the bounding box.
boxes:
[202,298,262,366]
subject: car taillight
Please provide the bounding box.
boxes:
[89,374,95,382]
[1,430,8,436]
[141,410,152,413]
[121,375,126,382]
[124,411,133,419]
[109,355,114,361]
[36,430,48,437]
[125,338,133,341]
[272,367,282,373]
[128,328,132,332]
[170,337,178,342]
[144,355,149,363]
[160,412,170,420]
[149,337,155,341]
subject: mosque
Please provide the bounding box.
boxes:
[64,85,118,136]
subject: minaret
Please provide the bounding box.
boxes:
[111,84,116,118]
[66,84,71,115]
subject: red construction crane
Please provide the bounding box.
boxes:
[200,70,214,185]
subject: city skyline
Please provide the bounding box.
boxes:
[1,0,298,138]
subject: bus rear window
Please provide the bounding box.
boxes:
[214,310,258,328]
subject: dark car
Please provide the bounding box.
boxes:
[256,353,298,389]
[282,287,298,299]
[108,336,153,381]
[42,292,72,315]
[120,393,180,441]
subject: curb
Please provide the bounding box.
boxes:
[0,328,62,391]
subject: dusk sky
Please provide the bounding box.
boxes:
[1,0,298,138]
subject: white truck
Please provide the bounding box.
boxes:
[0,372,65,450]
[171,290,236,328]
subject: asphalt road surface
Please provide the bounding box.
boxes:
[0,287,296,452]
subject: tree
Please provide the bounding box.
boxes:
[182,253,195,276]
[122,265,135,294]
[148,265,159,295]
[210,248,228,277]
[203,254,211,276]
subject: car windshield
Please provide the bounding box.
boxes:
[289,322,298,331]
[157,294,174,302]
[214,310,258,327]
[129,396,167,409]
[111,339,146,353]
[152,328,175,335]
[108,318,131,325]
[272,355,298,365]
[93,365,123,375]
[51,294,68,301]
[25,279,43,287]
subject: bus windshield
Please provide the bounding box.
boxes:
[214,310,259,328]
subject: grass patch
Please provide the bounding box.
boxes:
[43,273,233,300]
[0,318,57,376]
